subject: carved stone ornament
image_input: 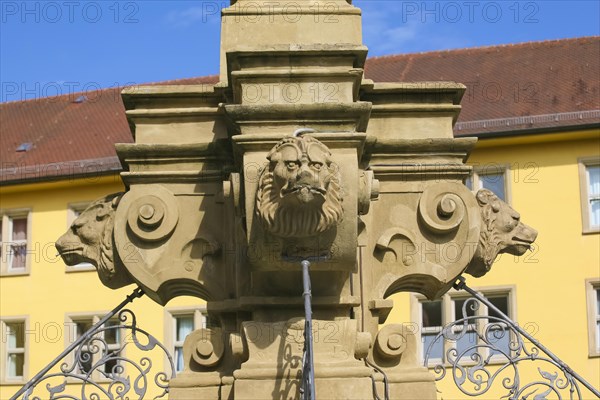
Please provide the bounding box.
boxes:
[56,1,542,398]
[465,188,538,277]
[55,193,134,289]
[184,328,225,370]
[256,134,343,238]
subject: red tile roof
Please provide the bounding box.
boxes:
[0,76,218,184]
[364,37,600,135]
[1,37,598,185]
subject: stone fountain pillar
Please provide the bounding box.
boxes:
[56,1,537,399]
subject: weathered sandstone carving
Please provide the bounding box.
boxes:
[256,134,343,238]
[55,193,133,289]
[466,188,538,277]
[54,2,541,398]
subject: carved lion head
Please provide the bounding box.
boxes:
[466,189,538,277]
[56,193,132,289]
[256,135,343,238]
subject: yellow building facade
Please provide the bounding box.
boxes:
[1,38,599,399]
[1,128,598,399]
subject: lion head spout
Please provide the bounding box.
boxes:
[256,135,344,238]
[56,193,133,289]
[466,189,538,277]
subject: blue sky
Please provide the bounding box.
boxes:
[1,0,598,102]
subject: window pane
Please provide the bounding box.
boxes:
[421,301,442,327]
[7,353,24,378]
[175,346,185,372]
[9,242,27,270]
[480,172,506,201]
[7,322,24,349]
[11,218,27,241]
[422,333,443,361]
[76,320,93,339]
[454,299,476,320]
[103,320,120,344]
[597,321,600,351]
[588,165,600,197]
[487,295,509,320]
[176,316,194,341]
[104,357,120,375]
[590,200,600,228]
[486,327,511,356]
[456,329,478,359]
[596,289,600,315]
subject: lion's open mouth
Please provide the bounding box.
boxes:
[57,247,83,255]
[56,247,85,265]
[280,184,327,205]
[506,237,534,255]
[281,185,326,196]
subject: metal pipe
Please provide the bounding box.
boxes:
[301,259,316,400]
[294,128,317,137]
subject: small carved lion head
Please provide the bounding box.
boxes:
[56,193,132,289]
[466,189,538,277]
[256,135,343,238]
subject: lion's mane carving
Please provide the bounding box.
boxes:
[56,193,133,289]
[256,135,344,238]
[466,189,538,277]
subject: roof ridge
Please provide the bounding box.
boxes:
[366,36,600,62]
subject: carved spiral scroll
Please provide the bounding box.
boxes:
[186,328,224,368]
[375,324,408,360]
[418,184,469,234]
[123,185,179,242]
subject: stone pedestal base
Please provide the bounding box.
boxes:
[234,376,373,400]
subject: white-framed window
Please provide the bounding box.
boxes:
[0,210,31,275]
[0,317,28,383]
[412,287,515,365]
[164,308,208,373]
[579,157,600,233]
[586,279,600,357]
[65,314,124,378]
[466,164,510,203]
[65,202,94,271]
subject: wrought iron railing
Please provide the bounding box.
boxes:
[11,288,176,400]
[13,276,598,399]
[424,276,600,399]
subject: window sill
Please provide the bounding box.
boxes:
[588,352,600,358]
[0,270,30,277]
[582,228,600,235]
[0,378,27,385]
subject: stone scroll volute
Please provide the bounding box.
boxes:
[373,182,481,301]
[113,184,228,305]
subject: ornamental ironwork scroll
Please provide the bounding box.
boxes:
[12,288,176,400]
[424,277,600,400]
